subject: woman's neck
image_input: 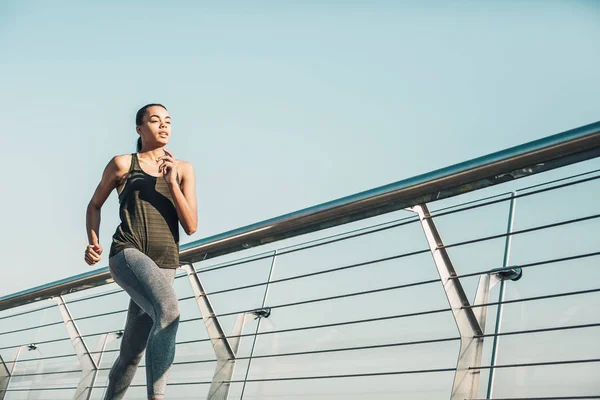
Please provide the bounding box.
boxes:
[139,147,166,163]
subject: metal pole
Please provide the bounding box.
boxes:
[184,263,239,399]
[54,295,98,400]
[409,204,488,400]
[92,332,119,399]
[486,192,517,399]
[0,346,23,400]
[240,251,277,399]
[0,355,10,400]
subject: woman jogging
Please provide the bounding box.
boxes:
[84,104,197,400]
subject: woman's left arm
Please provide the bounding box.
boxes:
[159,152,198,235]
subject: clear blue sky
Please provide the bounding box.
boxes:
[1,0,599,295]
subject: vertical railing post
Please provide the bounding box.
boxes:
[0,346,24,400]
[184,264,245,400]
[0,354,11,400]
[240,251,277,399]
[184,259,274,400]
[409,204,488,400]
[95,331,121,400]
[486,192,517,399]
[54,296,98,400]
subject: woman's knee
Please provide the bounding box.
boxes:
[156,299,180,328]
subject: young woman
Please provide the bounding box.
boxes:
[85,104,197,400]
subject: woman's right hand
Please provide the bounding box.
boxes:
[85,244,103,266]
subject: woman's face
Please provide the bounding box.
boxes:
[137,105,171,148]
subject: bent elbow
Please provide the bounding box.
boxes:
[185,225,197,236]
[87,201,101,213]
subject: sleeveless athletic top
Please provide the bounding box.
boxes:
[109,153,180,268]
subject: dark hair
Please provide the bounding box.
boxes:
[135,103,167,152]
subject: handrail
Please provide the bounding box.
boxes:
[2,120,600,312]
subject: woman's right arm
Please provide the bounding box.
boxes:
[85,155,130,266]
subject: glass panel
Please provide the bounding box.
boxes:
[491,363,600,398]
[238,372,455,400]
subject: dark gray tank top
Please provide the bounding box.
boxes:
[109,153,180,268]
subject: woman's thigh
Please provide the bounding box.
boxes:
[109,248,178,320]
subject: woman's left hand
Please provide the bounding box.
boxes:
[157,149,179,185]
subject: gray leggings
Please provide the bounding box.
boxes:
[104,248,180,400]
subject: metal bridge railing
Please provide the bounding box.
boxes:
[1,121,600,399]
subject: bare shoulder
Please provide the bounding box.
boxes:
[110,154,133,173]
[102,154,133,185]
[94,154,133,192]
[177,159,195,174]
